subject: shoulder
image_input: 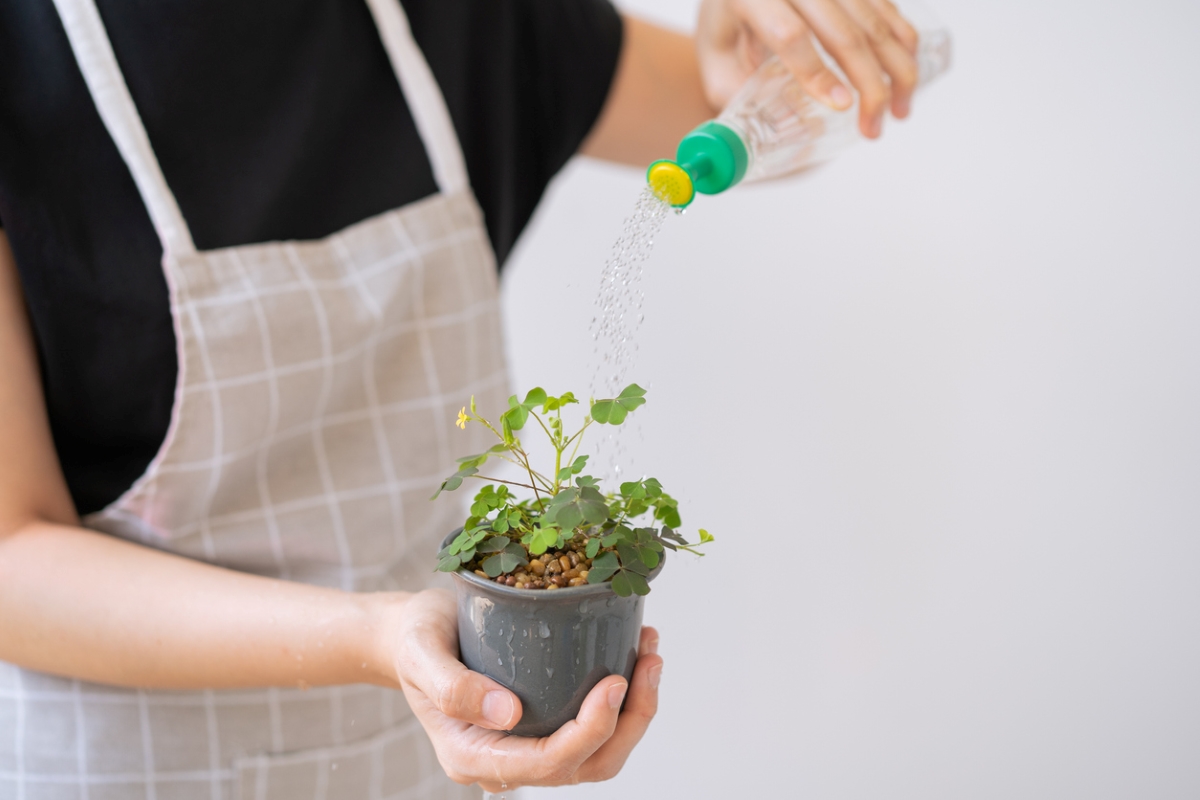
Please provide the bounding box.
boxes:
[401,0,624,263]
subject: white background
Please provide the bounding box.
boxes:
[505,0,1200,797]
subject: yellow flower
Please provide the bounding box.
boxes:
[456,407,469,430]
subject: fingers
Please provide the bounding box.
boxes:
[533,673,631,783]
[446,632,662,789]
[734,0,853,110]
[840,0,918,119]
[576,627,663,783]
[402,620,662,789]
[867,0,919,54]
[458,672,631,792]
[702,0,923,137]
[789,0,890,137]
[395,596,522,731]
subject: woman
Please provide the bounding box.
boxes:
[0,0,919,795]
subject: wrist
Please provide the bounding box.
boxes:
[354,590,413,689]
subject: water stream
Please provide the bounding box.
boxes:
[589,186,672,480]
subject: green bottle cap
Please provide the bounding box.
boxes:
[675,121,749,196]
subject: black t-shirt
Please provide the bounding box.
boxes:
[0,0,622,515]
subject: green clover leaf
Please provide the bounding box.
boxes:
[586,552,619,584]
[590,384,647,426]
[482,541,528,577]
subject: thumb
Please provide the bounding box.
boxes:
[400,625,523,731]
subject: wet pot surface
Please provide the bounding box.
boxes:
[444,530,660,737]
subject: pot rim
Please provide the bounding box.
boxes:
[441,528,663,601]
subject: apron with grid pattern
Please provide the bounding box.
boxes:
[0,0,509,798]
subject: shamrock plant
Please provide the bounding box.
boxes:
[433,384,711,596]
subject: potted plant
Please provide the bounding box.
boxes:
[433,385,712,736]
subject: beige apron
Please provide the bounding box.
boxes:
[0,0,509,797]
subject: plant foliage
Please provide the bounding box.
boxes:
[432,385,711,595]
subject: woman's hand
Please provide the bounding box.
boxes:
[388,589,663,791]
[696,0,920,138]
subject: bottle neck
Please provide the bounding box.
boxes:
[679,156,713,183]
[674,121,749,197]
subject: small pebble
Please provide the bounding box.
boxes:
[545,583,559,591]
[559,555,572,572]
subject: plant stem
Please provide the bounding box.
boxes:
[563,419,592,452]
[553,440,563,496]
[471,476,538,491]
[565,419,591,472]
[475,416,506,443]
[517,452,554,492]
[529,410,555,443]
[511,446,546,503]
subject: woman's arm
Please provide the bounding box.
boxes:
[0,230,662,789]
[579,16,714,167]
[0,229,394,690]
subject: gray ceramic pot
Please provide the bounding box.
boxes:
[443,529,661,737]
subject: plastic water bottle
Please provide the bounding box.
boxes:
[647,20,952,207]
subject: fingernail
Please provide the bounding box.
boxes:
[896,98,911,118]
[608,682,628,710]
[830,85,852,108]
[870,116,883,137]
[483,691,513,727]
[648,664,662,690]
[645,637,660,656]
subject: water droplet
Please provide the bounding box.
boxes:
[538,621,551,639]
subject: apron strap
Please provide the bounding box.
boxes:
[51,0,197,258]
[363,0,470,196]
[50,0,471,260]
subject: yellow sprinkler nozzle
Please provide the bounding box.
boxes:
[646,159,695,208]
